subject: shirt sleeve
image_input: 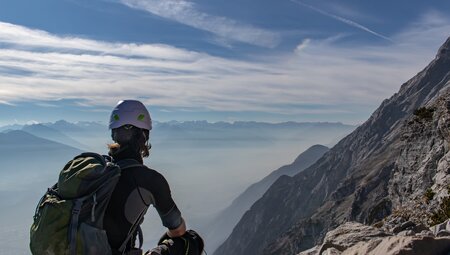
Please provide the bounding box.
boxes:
[148,171,183,230]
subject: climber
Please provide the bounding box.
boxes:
[104,100,203,255]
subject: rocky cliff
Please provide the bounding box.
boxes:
[203,145,329,253]
[299,221,450,255]
[214,37,450,255]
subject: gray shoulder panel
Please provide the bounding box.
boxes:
[124,187,154,224]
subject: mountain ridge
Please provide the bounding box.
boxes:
[215,37,450,255]
[202,144,329,253]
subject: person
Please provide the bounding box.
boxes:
[104,100,187,254]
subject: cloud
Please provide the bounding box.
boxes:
[291,0,393,42]
[0,11,449,123]
[119,0,280,48]
[295,38,311,53]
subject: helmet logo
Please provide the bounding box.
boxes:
[138,114,145,121]
[113,114,120,121]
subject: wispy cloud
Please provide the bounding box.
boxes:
[291,0,393,42]
[294,38,311,53]
[0,11,449,123]
[119,0,280,48]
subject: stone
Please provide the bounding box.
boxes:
[320,222,390,251]
[342,236,450,255]
[297,245,320,255]
[416,230,435,237]
[400,221,415,230]
[397,230,415,236]
[430,220,450,235]
[436,230,450,237]
[322,247,342,255]
[413,224,429,233]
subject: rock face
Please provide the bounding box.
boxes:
[298,221,450,255]
[214,37,450,255]
[343,236,450,255]
[203,145,329,253]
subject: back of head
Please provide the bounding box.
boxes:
[108,100,152,158]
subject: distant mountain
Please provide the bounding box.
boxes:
[153,121,355,145]
[0,130,82,174]
[0,124,23,132]
[202,145,329,253]
[154,120,352,130]
[44,120,85,133]
[215,37,450,255]
[44,120,107,134]
[22,123,87,150]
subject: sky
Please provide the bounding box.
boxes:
[0,0,449,126]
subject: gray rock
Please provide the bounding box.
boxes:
[430,220,450,235]
[397,230,415,236]
[436,230,450,237]
[297,245,321,255]
[416,230,435,237]
[413,224,429,233]
[400,221,415,230]
[392,225,403,234]
[320,222,391,251]
[297,245,320,255]
[322,247,342,255]
[342,236,450,255]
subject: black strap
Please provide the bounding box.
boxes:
[69,199,83,255]
[138,226,144,249]
[118,207,147,254]
[116,158,148,254]
[115,158,142,170]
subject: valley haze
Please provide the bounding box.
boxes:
[0,120,354,254]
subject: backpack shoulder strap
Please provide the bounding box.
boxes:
[115,158,143,170]
[118,207,147,254]
[115,158,147,254]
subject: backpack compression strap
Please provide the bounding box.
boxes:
[115,159,148,254]
[69,199,84,255]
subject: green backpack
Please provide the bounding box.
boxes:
[30,152,144,255]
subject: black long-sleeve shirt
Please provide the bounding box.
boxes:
[104,147,182,253]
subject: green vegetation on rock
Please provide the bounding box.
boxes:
[413,107,435,121]
[429,186,450,226]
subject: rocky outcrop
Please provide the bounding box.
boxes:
[215,37,450,255]
[343,236,450,255]
[298,221,450,255]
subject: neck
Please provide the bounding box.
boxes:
[109,144,143,164]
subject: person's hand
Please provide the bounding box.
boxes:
[144,240,173,255]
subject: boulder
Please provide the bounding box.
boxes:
[342,236,450,255]
[317,222,391,253]
[430,220,450,235]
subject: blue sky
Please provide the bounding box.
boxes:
[0,0,449,126]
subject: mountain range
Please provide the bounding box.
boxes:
[215,37,450,255]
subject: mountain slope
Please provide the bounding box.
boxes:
[203,145,329,253]
[22,123,88,149]
[215,37,450,255]
[0,130,82,174]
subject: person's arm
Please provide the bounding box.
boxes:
[149,171,186,237]
[167,218,186,238]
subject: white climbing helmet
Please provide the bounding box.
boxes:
[109,100,152,130]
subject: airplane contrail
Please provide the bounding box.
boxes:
[291,0,393,42]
